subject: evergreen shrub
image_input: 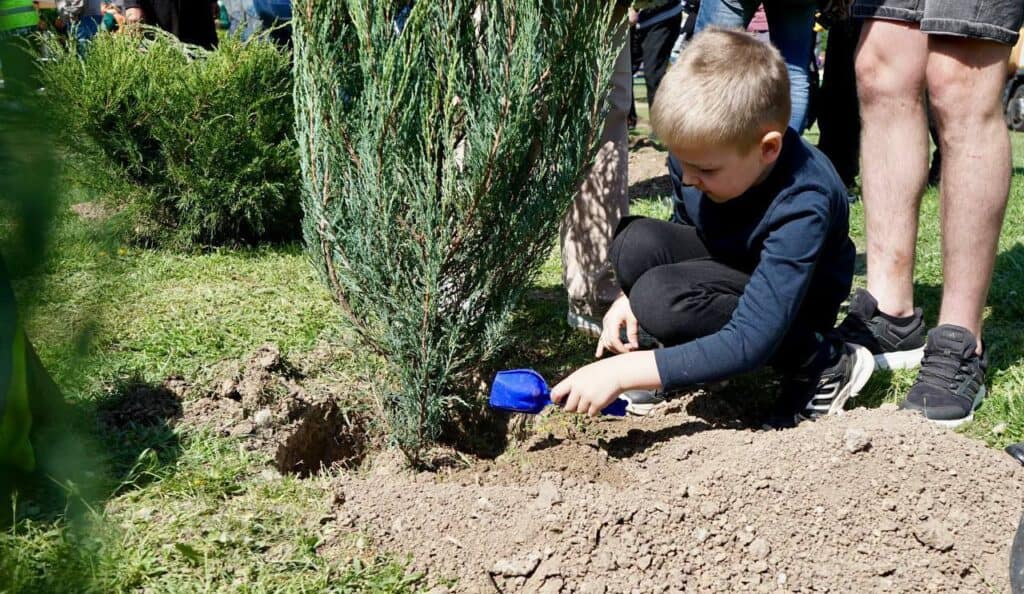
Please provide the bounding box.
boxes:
[39,30,299,247]
[294,1,618,462]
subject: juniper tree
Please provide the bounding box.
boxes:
[293,1,619,463]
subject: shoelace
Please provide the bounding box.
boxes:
[916,349,974,392]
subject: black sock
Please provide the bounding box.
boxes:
[877,309,917,326]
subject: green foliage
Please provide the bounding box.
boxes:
[294,1,619,462]
[38,30,299,248]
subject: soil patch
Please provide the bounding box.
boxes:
[70,201,110,221]
[328,405,1024,593]
[181,344,371,476]
[628,144,672,201]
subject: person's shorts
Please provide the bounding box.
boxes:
[853,0,1024,45]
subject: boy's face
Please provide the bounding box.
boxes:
[669,131,783,203]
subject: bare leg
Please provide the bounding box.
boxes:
[926,37,1012,342]
[854,20,930,317]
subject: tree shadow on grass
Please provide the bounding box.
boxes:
[2,374,184,525]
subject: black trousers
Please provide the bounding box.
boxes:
[136,0,218,49]
[608,217,828,372]
[816,18,862,187]
[629,13,683,121]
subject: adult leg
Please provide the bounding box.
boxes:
[926,37,1012,339]
[561,20,632,326]
[764,0,817,132]
[629,24,644,129]
[693,0,751,33]
[854,19,930,318]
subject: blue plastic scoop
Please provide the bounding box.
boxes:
[488,369,628,416]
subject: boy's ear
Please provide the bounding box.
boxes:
[759,130,784,164]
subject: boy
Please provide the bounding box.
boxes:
[552,28,874,422]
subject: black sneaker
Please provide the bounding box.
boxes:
[778,342,876,423]
[837,288,926,370]
[900,324,986,428]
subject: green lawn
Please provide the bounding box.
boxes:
[3,130,1024,592]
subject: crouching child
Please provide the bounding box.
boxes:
[551,28,874,422]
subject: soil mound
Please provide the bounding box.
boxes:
[329,405,1024,593]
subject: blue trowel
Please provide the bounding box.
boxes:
[488,369,628,416]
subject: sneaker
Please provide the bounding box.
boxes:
[1006,442,1024,466]
[567,308,663,349]
[620,389,666,416]
[900,325,986,428]
[566,309,602,337]
[779,342,875,422]
[837,288,926,370]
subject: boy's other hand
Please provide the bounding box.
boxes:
[596,293,639,358]
[550,359,624,417]
[125,7,143,23]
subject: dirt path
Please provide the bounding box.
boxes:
[329,404,1023,593]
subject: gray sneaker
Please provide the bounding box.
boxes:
[621,389,666,416]
[566,309,603,337]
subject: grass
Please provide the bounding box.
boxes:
[3,115,1024,591]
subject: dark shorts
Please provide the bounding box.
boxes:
[853,0,1024,45]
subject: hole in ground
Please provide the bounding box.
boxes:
[274,401,369,477]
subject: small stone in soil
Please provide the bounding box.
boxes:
[254,408,273,427]
[748,538,771,560]
[914,520,954,552]
[844,428,872,453]
[490,553,542,577]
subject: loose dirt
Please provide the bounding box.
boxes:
[328,405,1024,593]
[181,344,371,476]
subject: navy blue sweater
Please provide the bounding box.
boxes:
[656,128,855,390]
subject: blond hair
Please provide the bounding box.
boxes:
[651,27,791,151]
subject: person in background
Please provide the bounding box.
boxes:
[627,0,683,130]
[694,0,816,133]
[561,2,632,340]
[0,0,39,96]
[123,0,218,49]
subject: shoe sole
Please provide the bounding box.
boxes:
[622,390,667,417]
[875,347,925,371]
[625,400,666,416]
[826,345,876,415]
[925,386,986,429]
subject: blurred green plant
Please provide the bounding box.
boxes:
[294,1,620,463]
[37,29,299,248]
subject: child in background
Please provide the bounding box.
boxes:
[552,28,873,422]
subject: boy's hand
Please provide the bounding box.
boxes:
[550,359,624,417]
[125,7,143,23]
[551,351,662,417]
[596,293,639,358]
